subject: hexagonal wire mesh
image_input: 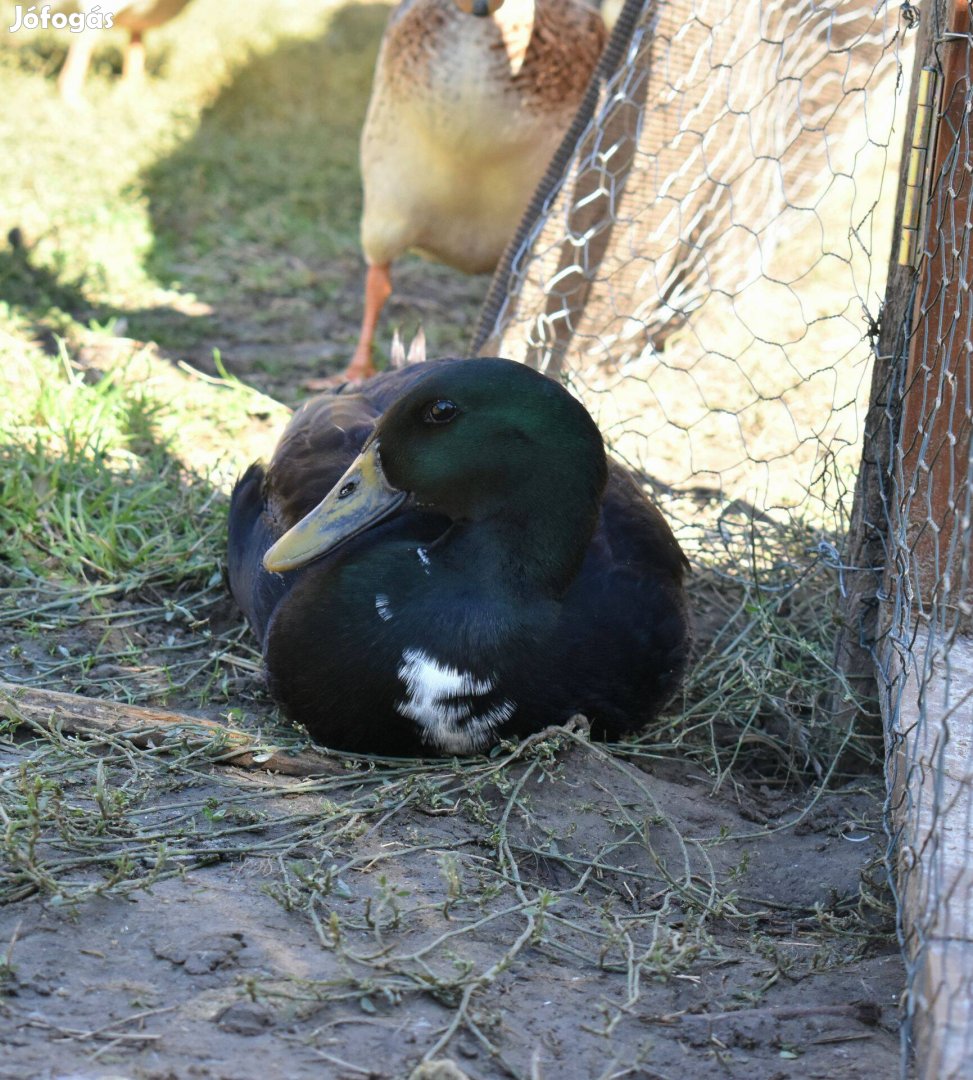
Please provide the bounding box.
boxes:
[476,0,901,529]
[470,0,972,1075]
[872,2,973,1077]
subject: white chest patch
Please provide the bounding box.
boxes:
[374,594,393,622]
[395,648,514,754]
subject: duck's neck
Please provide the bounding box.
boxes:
[436,492,596,600]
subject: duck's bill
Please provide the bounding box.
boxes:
[455,0,503,14]
[262,441,407,573]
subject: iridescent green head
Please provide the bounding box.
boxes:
[264,358,607,589]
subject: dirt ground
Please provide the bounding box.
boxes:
[0,1,908,1075]
[0,728,902,1080]
[0,529,904,1080]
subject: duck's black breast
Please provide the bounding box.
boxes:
[545,465,692,739]
[260,529,548,756]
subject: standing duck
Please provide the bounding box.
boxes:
[58,0,194,102]
[309,0,606,387]
[228,357,691,756]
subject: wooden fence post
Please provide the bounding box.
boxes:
[830,1,945,749]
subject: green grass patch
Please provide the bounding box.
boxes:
[0,338,281,708]
[1,354,219,591]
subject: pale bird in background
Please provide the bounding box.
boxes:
[306,0,606,388]
[57,0,194,102]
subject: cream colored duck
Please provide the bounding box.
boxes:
[58,0,194,101]
[315,0,605,386]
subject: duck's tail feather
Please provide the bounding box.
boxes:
[227,463,292,646]
[390,327,427,369]
[407,326,426,365]
[390,329,406,369]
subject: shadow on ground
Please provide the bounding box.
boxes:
[136,2,487,400]
[0,233,207,355]
[1,3,486,402]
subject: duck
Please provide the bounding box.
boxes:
[308,0,606,388]
[57,0,194,102]
[228,354,691,756]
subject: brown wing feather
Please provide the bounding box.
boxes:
[263,361,444,528]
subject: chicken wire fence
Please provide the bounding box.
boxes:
[470,0,973,1075]
[871,3,973,1077]
[475,0,898,531]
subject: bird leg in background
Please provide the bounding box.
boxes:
[350,261,392,379]
[305,262,392,389]
[123,30,146,85]
[57,29,97,102]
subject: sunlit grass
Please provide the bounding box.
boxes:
[2,353,216,587]
[0,0,389,359]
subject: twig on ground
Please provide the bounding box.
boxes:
[0,680,340,777]
[651,1001,881,1025]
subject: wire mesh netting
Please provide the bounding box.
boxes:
[870,4,973,1076]
[477,0,901,531]
[471,0,970,1074]
[476,0,911,773]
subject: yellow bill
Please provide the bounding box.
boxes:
[262,440,407,573]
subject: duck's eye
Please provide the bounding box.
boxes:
[423,399,459,425]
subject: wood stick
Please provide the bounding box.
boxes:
[0,680,341,778]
